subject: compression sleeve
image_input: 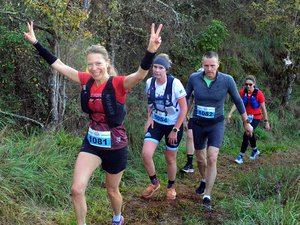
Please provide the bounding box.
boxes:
[33,41,58,65]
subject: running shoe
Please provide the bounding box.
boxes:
[166,187,176,200]
[235,155,244,164]
[195,181,206,195]
[141,182,160,199]
[112,215,124,225]
[249,150,260,160]
[181,163,194,173]
[202,197,212,211]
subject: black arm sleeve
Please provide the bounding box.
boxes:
[140,51,156,70]
[33,41,58,65]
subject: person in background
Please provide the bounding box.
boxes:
[181,68,203,173]
[181,93,195,173]
[24,21,163,225]
[141,53,187,200]
[185,51,253,210]
[227,75,271,164]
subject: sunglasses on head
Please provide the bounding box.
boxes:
[245,83,253,86]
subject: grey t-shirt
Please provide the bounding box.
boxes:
[186,71,245,121]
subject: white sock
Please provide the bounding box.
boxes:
[201,178,206,182]
[203,195,210,200]
[113,214,121,222]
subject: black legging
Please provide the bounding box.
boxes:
[241,119,261,153]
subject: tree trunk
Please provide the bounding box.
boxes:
[47,39,66,131]
[281,72,296,108]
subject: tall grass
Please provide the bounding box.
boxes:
[1,83,299,224]
[223,166,300,225]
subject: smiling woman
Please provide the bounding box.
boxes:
[23,21,163,225]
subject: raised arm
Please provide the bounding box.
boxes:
[23,21,80,83]
[123,23,163,90]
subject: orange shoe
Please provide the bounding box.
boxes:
[166,187,176,200]
[141,182,160,199]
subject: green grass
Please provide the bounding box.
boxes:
[1,96,300,224]
[223,166,300,225]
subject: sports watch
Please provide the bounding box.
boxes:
[172,127,180,133]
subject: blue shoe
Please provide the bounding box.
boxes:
[112,216,124,225]
[235,155,244,164]
[250,150,260,160]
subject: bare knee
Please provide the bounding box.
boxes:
[142,149,153,163]
[165,155,176,165]
[196,152,206,164]
[71,183,86,198]
[207,156,217,167]
[107,187,120,199]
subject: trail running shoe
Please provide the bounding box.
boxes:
[141,182,160,199]
[202,197,212,211]
[112,215,124,225]
[166,187,176,200]
[250,150,260,160]
[235,155,244,164]
[195,181,206,195]
[181,163,194,173]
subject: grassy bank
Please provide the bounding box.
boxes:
[0,87,299,224]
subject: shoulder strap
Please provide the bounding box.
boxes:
[252,88,259,97]
[243,87,248,96]
[164,75,174,105]
[148,77,156,104]
[81,77,94,114]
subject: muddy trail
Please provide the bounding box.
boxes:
[121,150,300,225]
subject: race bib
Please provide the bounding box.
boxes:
[247,114,254,123]
[153,111,169,124]
[196,105,216,119]
[87,127,111,148]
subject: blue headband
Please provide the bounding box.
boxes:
[153,56,170,70]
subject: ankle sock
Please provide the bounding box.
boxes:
[149,175,158,185]
[167,180,175,188]
[203,195,210,200]
[113,214,121,222]
[187,154,193,165]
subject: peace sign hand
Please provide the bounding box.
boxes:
[147,23,163,53]
[23,21,37,45]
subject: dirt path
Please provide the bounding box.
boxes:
[121,150,300,225]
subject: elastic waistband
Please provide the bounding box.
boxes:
[192,115,224,127]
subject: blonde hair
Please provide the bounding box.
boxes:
[85,44,118,76]
[245,75,256,83]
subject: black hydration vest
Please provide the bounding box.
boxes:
[81,76,126,128]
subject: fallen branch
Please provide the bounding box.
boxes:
[0,110,44,128]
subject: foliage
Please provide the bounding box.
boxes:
[197,19,229,53]
[0,24,49,121]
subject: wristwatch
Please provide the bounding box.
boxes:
[172,127,180,133]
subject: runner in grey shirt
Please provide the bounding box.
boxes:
[185,51,253,210]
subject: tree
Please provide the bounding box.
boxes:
[251,0,300,109]
[22,0,90,130]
